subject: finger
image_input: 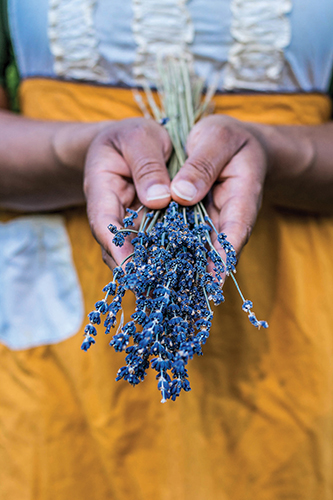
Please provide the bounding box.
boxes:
[171,116,246,205]
[119,120,173,209]
[208,144,265,257]
[84,147,136,267]
[101,248,118,270]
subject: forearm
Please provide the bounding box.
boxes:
[0,109,107,211]
[249,121,333,212]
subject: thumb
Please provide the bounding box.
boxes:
[120,120,173,209]
[170,116,245,205]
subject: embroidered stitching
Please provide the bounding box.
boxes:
[48,0,108,81]
[224,0,292,90]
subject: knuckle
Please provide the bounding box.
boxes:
[242,223,253,246]
[102,247,117,269]
[186,157,216,185]
[201,115,248,152]
[104,118,149,149]
[101,248,111,265]
[214,123,244,152]
[101,248,108,264]
[231,220,252,249]
[86,207,102,244]
[216,125,234,145]
[87,216,99,243]
[134,159,164,181]
[126,118,154,140]
[223,220,253,253]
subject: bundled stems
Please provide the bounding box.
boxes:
[82,57,268,403]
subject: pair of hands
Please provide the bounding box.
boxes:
[0,92,325,247]
[84,115,268,268]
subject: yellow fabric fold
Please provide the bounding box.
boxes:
[20,78,331,125]
[1,78,333,500]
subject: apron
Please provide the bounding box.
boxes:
[0,78,332,500]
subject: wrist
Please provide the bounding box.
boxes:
[51,121,110,172]
[245,121,318,210]
[248,122,315,180]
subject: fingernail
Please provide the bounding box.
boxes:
[146,184,171,201]
[172,180,197,201]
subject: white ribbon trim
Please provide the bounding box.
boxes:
[224,0,292,91]
[132,0,194,84]
[48,0,108,82]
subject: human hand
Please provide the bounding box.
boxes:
[84,114,270,269]
[84,118,172,268]
[170,114,268,256]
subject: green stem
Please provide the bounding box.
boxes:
[202,285,213,314]
[147,210,161,233]
[118,228,138,234]
[139,207,148,231]
[120,253,135,267]
[182,206,187,224]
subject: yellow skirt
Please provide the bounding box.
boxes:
[0,79,332,500]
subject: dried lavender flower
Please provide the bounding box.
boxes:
[81,57,268,403]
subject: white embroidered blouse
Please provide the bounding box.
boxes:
[7,0,333,93]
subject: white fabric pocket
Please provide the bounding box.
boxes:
[0,215,84,350]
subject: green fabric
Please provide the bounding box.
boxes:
[0,0,9,87]
[0,0,19,111]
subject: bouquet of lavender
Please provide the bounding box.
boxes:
[82,58,268,403]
